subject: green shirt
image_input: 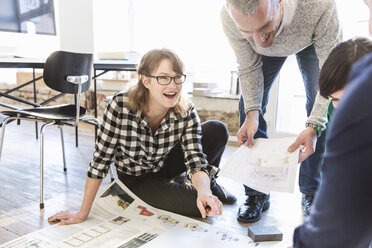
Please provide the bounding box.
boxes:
[326,101,335,129]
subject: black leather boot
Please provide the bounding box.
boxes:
[237,194,270,223]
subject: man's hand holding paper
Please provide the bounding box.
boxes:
[220,138,300,194]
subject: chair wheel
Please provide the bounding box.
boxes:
[40,203,45,209]
[64,168,67,172]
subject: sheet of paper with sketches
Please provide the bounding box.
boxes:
[220,137,300,194]
[0,180,291,248]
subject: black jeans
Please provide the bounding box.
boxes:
[118,120,229,217]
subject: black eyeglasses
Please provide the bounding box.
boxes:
[146,74,186,85]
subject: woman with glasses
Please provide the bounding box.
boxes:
[48,49,236,225]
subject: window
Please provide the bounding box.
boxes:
[0,0,56,35]
[93,0,370,136]
[93,0,237,94]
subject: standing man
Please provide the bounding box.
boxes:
[221,0,341,222]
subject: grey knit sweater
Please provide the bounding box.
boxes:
[221,0,341,130]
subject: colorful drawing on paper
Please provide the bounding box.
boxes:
[184,223,208,232]
[110,216,130,225]
[157,215,179,227]
[137,206,153,216]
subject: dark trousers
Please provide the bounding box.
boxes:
[239,45,326,196]
[118,120,229,217]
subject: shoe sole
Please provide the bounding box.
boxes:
[237,202,270,223]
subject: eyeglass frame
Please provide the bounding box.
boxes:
[145,74,187,85]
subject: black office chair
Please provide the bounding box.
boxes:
[0,51,109,209]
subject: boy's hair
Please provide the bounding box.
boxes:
[319,37,372,98]
[127,48,190,116]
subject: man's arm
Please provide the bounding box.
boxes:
[312,0,342,69]
[288,126,317,163]
[221,7,263,146]
[237,110,259,147]
[220,7,264,114]
[307,0,341,128]
[290,0,341,156]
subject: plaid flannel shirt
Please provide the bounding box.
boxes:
[87,92,219,181]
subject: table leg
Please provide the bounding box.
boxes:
[33,68,38,139]
[94,69,98,139]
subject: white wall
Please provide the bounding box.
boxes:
[56,0,94,53]
[93,0,132,54]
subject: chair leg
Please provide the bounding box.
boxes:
[75,126,78,148]
[40,121,55,209]
[87,117,100,125]
[0,116,18,157]
[81,116,101,128]
[59,125,67,172]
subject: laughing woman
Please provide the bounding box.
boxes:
[48,49,236,224]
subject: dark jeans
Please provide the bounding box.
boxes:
[118,120,229,217]
[239,44,326,196]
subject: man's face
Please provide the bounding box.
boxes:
[227,0,282,48]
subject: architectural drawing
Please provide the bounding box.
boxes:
[184,223,208,232]
[216,231,240,242]
[0,180,290,248]
[220,137,300,194]
[250,155,291,182]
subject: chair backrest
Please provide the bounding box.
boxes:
[43,51,93,94]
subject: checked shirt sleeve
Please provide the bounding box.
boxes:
[181,107,219,181]
[87,95,121,179]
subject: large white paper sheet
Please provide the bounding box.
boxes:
[220,138,300,194]
[1,180,291,248]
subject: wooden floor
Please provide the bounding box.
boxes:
[0,120,305,246]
